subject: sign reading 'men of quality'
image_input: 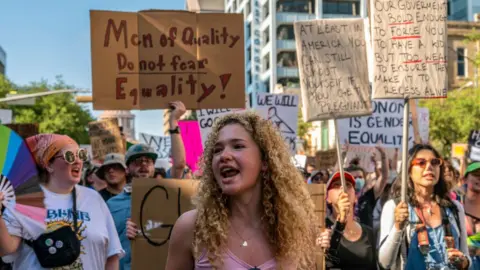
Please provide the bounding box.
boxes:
[90,10,245,110]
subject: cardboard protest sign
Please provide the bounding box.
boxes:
[90,10,245,110]
[178,121,203,171]
[316,149,337,169]
[294,18,372,122]
[342,145,377,173]
[254,93,299,153]
[337,100,430,148]
[451,143,468,159]
[139,132,171,159]
[371,0,448,99]
[4,124,38,139]
[309,183,326,270]
[131,178,199,270]
[0,110,12,124]
[131,178,325,269]
[417,107,429,143]
[88,119,125,161]
[468,130,480,161]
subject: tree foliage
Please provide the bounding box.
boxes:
[0,75,94,144]
[420,87,480,157]
[297,109,312,151]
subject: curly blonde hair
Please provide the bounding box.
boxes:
[192,111,318,269]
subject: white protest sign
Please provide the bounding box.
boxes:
[294,18,372,122]
[139,133,171,159]
[371,0,448,98]
[197,109,242,147]
[196,97,250,147]
[337,100,430,148]
[254,93,299,154]
[0,109,12,124]
[417,107,429,143]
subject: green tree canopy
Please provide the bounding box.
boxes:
[420,87,480,157]
[0,75,94,144]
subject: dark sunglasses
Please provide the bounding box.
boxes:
[411,158,443,168]
[55,149,89,164]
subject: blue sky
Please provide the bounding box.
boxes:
[0,0,185,136]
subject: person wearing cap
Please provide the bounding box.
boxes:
[107,101,187,270]
[96,153,128,202]
[82,162,107,191]
[308,169,329,184]
[463,162,480,269]
[318,171,377,270]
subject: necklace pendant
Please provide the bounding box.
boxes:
[242,241,248,247]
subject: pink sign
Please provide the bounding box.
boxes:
[178,120,203,172]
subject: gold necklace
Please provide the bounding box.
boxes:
[230,220,261,247]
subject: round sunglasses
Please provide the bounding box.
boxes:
[55,149,89,164]
[411,158,443,168]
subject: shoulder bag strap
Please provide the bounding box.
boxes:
[413,207,430,255]
[72,187,78,233]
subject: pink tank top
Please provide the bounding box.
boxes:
[195,249,276,270]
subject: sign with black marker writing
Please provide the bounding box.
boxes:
[90,10,245,110]
[337,100,429,148]
[196,97,250,147]
[139,132,171,159]
[254,93,299,154]
[88,119,125,161]
[371,0,448,99]
[294,18,372,122]
[468,130,480,162]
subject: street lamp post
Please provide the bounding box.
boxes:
[0,89,90,104]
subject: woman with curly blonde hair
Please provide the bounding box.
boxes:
[166,112,319,269]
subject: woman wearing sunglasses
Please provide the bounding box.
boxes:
[378,144,471,270]
[0,134,123,270]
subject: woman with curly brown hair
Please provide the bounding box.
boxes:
[166,112,319,269]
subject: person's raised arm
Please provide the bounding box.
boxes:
[165,210,197,270]
[0,193,22,257]
[168,101,187,179]
[373,146,389,199]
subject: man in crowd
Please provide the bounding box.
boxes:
[107,101,187,270]
[96,153,128,201]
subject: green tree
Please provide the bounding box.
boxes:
[420,87,480,157]
[1,75,94,144]
[298,109,312,151]
[184,110,197,120]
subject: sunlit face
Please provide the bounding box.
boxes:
[410,149,441,189]
[327,179,356,209]
[50,145,84,185]
[466,170,480,193]
[212,124,263,196]
[104,164,127,185]
[127,155,155,178]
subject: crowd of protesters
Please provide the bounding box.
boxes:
[0,101,478,269]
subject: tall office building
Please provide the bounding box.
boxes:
[224,0,366,153]
[0,46,6,75]
[225,0,366,96]
[448,0,480,21]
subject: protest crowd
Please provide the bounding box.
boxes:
[0,98,478,270]
[1,1,480,270]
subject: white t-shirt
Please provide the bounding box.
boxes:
[2,185,124,270]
